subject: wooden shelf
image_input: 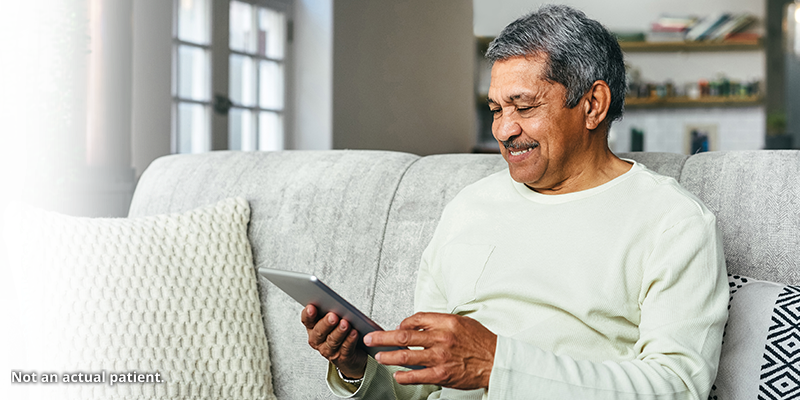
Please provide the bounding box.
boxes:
[479,36,762,53]
[619,40,762,53]
[625,95,763,109]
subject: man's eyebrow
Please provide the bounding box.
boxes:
[509,93,537,102]
[487,93,537,106]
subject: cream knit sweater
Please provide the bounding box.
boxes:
[329,161,728,400]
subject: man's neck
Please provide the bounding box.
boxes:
[528,147,632,195]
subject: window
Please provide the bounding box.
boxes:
[172,0,290,154]
[228,1,287,151]
[173,0,212,154]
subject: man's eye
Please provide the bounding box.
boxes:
[517,106,532,112]
[489,108,502,116]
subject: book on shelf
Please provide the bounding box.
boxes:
[723,32,760,44]
[709,14,756,41]
[685,13,730,41]
[653,15,698,31]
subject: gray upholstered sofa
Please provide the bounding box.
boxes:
[129,150,800,399]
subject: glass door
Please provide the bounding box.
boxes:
[228,1,288,151]
[172,0,289,153]
[173,0,212,154]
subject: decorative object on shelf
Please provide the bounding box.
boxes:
[0,0,90,210]
[684,123,718,154]
[765,111,793,149]
[626,64,762,109]
[630,128,644,152]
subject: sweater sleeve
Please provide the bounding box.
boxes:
[326,356,441,399]
[485,213,728,400]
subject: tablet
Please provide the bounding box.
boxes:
[259,267,423,369]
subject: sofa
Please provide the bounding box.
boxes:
[119,149,800,399]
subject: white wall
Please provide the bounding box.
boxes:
[332,0,475,155]
[132,0,173,176]
[611,108,765,153]
[291,0,333,150]
[474,0,768,153]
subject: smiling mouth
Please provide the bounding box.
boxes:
[503,140,539,156]
[509,147,535,156]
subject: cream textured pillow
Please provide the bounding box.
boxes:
[4,197,276,400]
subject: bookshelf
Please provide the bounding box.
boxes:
[620,40,762,53]
[625,95,763,109]
[622,39,764,109]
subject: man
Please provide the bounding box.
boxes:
[302,5,728,399]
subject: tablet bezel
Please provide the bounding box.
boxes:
[258,267,421,367]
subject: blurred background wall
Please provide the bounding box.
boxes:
[0,0,800,183]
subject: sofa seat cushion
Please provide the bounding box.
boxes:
[711,275,800,399]
[4,197,276,400]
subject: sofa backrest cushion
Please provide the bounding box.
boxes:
[677,151,800,284]
[371,154,508,327]
[130,149,800,399]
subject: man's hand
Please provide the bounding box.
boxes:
[301,305,368,379]
[364,312,496,390]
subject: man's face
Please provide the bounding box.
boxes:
[487,56,589,192]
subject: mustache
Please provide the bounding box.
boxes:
[501,139,539,149]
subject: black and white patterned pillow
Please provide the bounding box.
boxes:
[708,275,800,400]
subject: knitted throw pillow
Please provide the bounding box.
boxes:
[709,275,800,400]
[4,198,276,400]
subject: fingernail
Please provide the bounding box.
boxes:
[375,352,381,362]
[339,320,347,330]
[363,334,372,346]
[307,306,315,316]
[349,329,357,338]
[328,314,336,323]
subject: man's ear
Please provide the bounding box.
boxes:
[582,80,611,131]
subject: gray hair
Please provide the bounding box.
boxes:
[485,5,626,124]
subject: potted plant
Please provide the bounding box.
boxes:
[765,111,793,149]
[0,0,90,297]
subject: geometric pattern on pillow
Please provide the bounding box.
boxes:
[729,274,753,302]
[4,197,276,400]
[760,286,800,400]
[708,276,800,400]
[709,274,756,400]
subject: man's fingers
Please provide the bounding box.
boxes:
[365,328,442,349]
[323,318,351,354]
[308,312,339,348]
[339,328,360,358]
[393,367,447,386]
[397,312,452,331]
[374,347,445,368]
[300,305,318,330]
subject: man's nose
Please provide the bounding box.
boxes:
[492,114,521,141]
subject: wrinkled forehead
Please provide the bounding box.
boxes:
[489,55,550,87]
[490,53,550,81]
